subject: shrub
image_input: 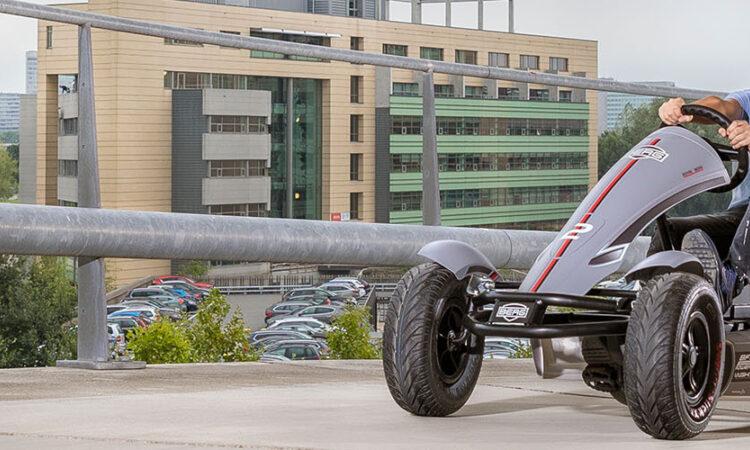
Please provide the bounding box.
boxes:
[127,320,192,364]
[326,306,380,359]
[177,260,209,280]
[510,342,533,359]
[183,289,258,362]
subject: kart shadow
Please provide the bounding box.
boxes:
[456,392,630,418]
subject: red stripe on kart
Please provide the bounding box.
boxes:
[648,138,661,146]
[529,159,638,293]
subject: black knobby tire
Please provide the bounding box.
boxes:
[383,263,484,416]
[610,389,627,405]
[624,273,725,440]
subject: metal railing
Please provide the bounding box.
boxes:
[0,0,723,366]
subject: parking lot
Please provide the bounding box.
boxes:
[225,293,280,330]
[2,359,750,449]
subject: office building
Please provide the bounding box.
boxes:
[0,93,21,132]
[35,0,598,285]
[598,79,675,133]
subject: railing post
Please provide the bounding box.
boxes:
[58,24,144,369]
[421,68,441,226]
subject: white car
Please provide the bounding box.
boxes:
[330,277,369,290]
[268,317,331,333]
[320,282,365,299]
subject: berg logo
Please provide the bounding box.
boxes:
[495,303,529,322]
[630,145,669,163]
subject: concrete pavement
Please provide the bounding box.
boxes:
[1,360,750,449]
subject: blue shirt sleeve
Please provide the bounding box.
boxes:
[726,89,750,120]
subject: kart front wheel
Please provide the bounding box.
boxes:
[383,263,484,416]
[624,273,725,440]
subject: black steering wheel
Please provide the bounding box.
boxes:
[677,104,749,193]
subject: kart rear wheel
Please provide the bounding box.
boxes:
[383,263,484,416]
[624,273,724,440]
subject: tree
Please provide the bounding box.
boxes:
[177,260,209,280]
[598,99,731,218]
[0,147,17,200]
[0,256,78,368]
[326,306,380,359]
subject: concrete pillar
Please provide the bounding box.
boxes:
[411,0,421,24]
[286,78,294,219]
[421,70,440,226]
[508,0,514,33]
[446,0,451,27]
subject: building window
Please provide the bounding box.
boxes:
[350,36,363,51]
[529,89,550,102]
[391,152,588,174]
[209,203,267,217]
[559,90,572,102]
[420,47,443,61]
[57,159,78,177]
[58,200,78,207]
[350,153,363,181]
[209,116,268,133]
[59,118,78,136]
[46,26,53,49]
[464,86,485,99]
[455,49,478,65]
[392,82,419,97]
[391,115,588,137]
[383,44,408,56]
[498,87,520,100]
[350,76,362,103]
[520,54,539,70]
[549,57,569,72]
[348,0,362,17]
[434,84,455,98]
[350,115,363,142]
[250,31,330,61]
[350,192,362,220]
[208,160,267,177]
[488,52,509,68]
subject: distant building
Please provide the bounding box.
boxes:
[598,79,675,134]
[0,93,21,133]
[26,51,37,94]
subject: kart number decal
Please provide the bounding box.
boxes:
[495,303,529,322]
[560,223,594,241]
[630,145,669,163]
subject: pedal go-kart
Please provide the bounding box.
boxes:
[383,105,750,440]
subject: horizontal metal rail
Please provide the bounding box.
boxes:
[217,283,400,296]
[0,203,650,270]
[0,0,726,98]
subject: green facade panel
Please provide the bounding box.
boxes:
[390,169,589,192]
[390,202,579,227]
[389,135,589,154]
[390,96,590,120]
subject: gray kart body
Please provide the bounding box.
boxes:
[419,125,730,378]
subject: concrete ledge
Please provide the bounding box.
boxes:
[56,360,146,370]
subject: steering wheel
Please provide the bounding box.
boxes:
[677,104,749,193]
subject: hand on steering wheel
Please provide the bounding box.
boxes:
[673,104,749,193]
[719,120,750,150]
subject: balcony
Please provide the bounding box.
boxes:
[202,177,271,206]
[58,93,78,119]
[202,133,271,161]
[58,135,78,160]
[57,176,77,203]
[202,89,272,117]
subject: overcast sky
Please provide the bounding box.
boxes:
[0,0,747,93]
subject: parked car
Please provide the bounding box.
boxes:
[267,305,343,325]
[128,288,197,312]
[330,276,369,290]
[282,288,341,302]
[108,307,159,323]
[107,305,127,315]
[284,293,334,306]
[318,282,364,299]
[249,330,313,348]
[107,323,124,346]
[150,284,191,299]
[108,316,146,336]
[160,280,208,300]
[153,275,213,290]
[268,322,325,339]
[118,300,181,320]
[264,301,314,325]
[262,341,323,360]
[124,295,187,312]
[267,317,331,334]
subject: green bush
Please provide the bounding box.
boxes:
[510,342,533,359]
[177,260,209,280]
[126,289,258,364]
[127,320,192,364]
[326,306,380,359]
[183,289,258,362]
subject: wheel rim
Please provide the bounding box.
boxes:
[679,311,711,407]
[435,297,470,384]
